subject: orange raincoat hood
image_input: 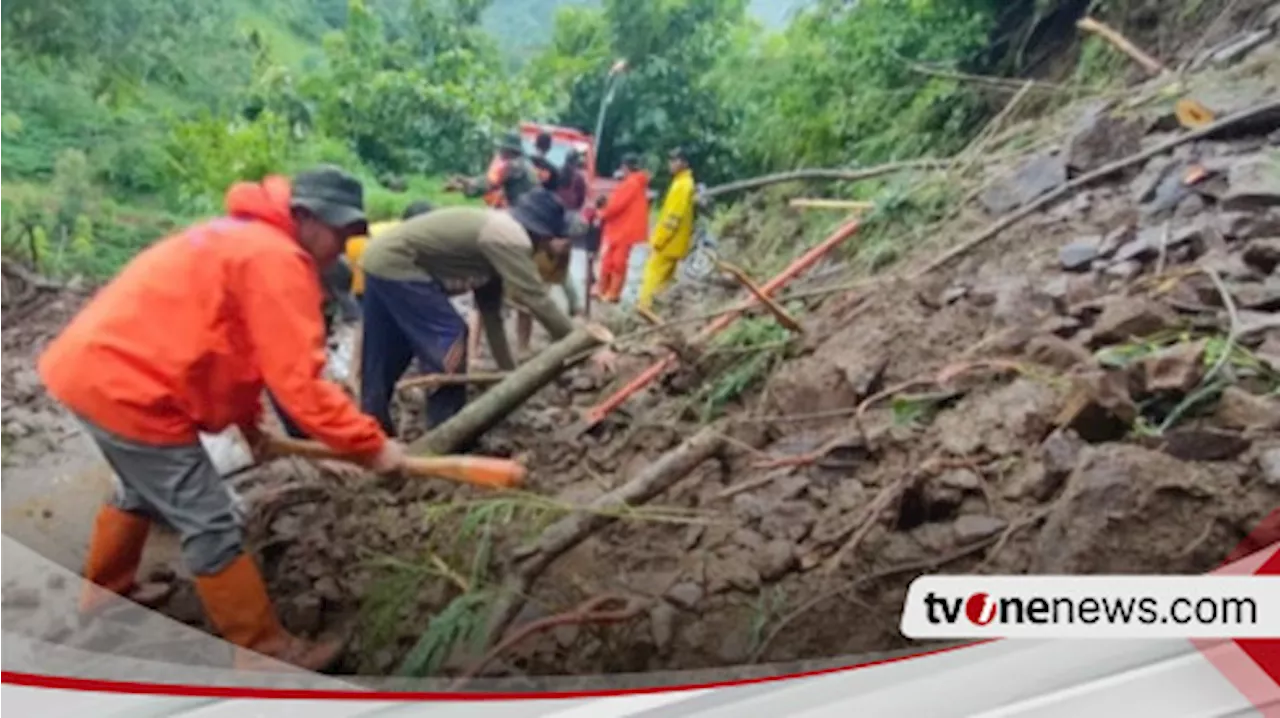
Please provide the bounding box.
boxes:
[225,175,296,236]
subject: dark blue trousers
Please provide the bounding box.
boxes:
[360,274,468,436]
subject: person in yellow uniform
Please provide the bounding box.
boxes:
[345,200,435,300]
[638,148,695,310]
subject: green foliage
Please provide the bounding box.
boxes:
[711,0,997,172]
[525,0,751,183]
[396,590,492,677]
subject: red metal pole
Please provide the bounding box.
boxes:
[582,218,862,427]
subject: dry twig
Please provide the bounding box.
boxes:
[1077,16,1169,76]
[822,474,913,575]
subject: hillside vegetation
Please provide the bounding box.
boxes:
[1,0,1230,280]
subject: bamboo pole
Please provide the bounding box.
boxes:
[788,198,875,211]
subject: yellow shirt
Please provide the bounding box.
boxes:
[345,220,398,296]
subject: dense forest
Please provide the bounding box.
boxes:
[1,0,1207,280]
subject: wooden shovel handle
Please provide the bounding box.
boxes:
[262,435,525,489]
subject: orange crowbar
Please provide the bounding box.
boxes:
[262,435,525,489]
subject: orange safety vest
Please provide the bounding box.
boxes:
[484,155,508,208]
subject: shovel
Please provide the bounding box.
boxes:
[261,434,526,489]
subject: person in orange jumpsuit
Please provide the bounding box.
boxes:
[592,153,650,303]
[38,166,405,672]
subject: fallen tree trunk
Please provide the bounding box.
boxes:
[481,427,726,648]
[703,161,946,199]
[410,323,613,455]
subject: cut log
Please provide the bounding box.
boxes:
[481,427,726,647]
[410,323,613,455]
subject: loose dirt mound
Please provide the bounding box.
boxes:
[3,31,1279,684]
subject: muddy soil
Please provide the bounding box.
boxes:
[3,18,1279,683]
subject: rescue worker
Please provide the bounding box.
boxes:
[592,153,650,303]
[637,147,696,311]
[531,131,559,190]
[357,188,616,436]
[453,131,535,209]
[270,200,435,441]
[555,149,589,213]
[345,200,436,301]
[38,166,406,671]
[516,149,586,356]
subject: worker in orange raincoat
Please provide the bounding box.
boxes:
[38,166,406,672]
[592,153,650,303]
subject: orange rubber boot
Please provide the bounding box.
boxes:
[79,504,172,615]
[605,272,626,303]
[194,553,344,672]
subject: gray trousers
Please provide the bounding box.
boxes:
[83,420,242,576]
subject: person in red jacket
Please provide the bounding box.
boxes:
[38,166,405,672]
[592,153,650,303]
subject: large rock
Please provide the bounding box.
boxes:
[1033,445,1231,573]
[1161,427,1251,462]
[1139,340,1207,394]
[1026,334,1093,370]
[1089,297,1179,346]
[1113,224,1206,265]
[1218,211,1280,242]
[934,379,1061,456]
[1222,152,1280,211]
[1060,239,1100,271]
[1215,386,1280,431]
[767,324,891,415]
[1066,106,1144,173]
[954,514,1008,543]
[1230,278,1280,311]
[980,152,1068,215]
[753,540,798,582]
[1057,369,1138,443]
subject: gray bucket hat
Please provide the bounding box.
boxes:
[290,165,367,232]
[509,188,567,240]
